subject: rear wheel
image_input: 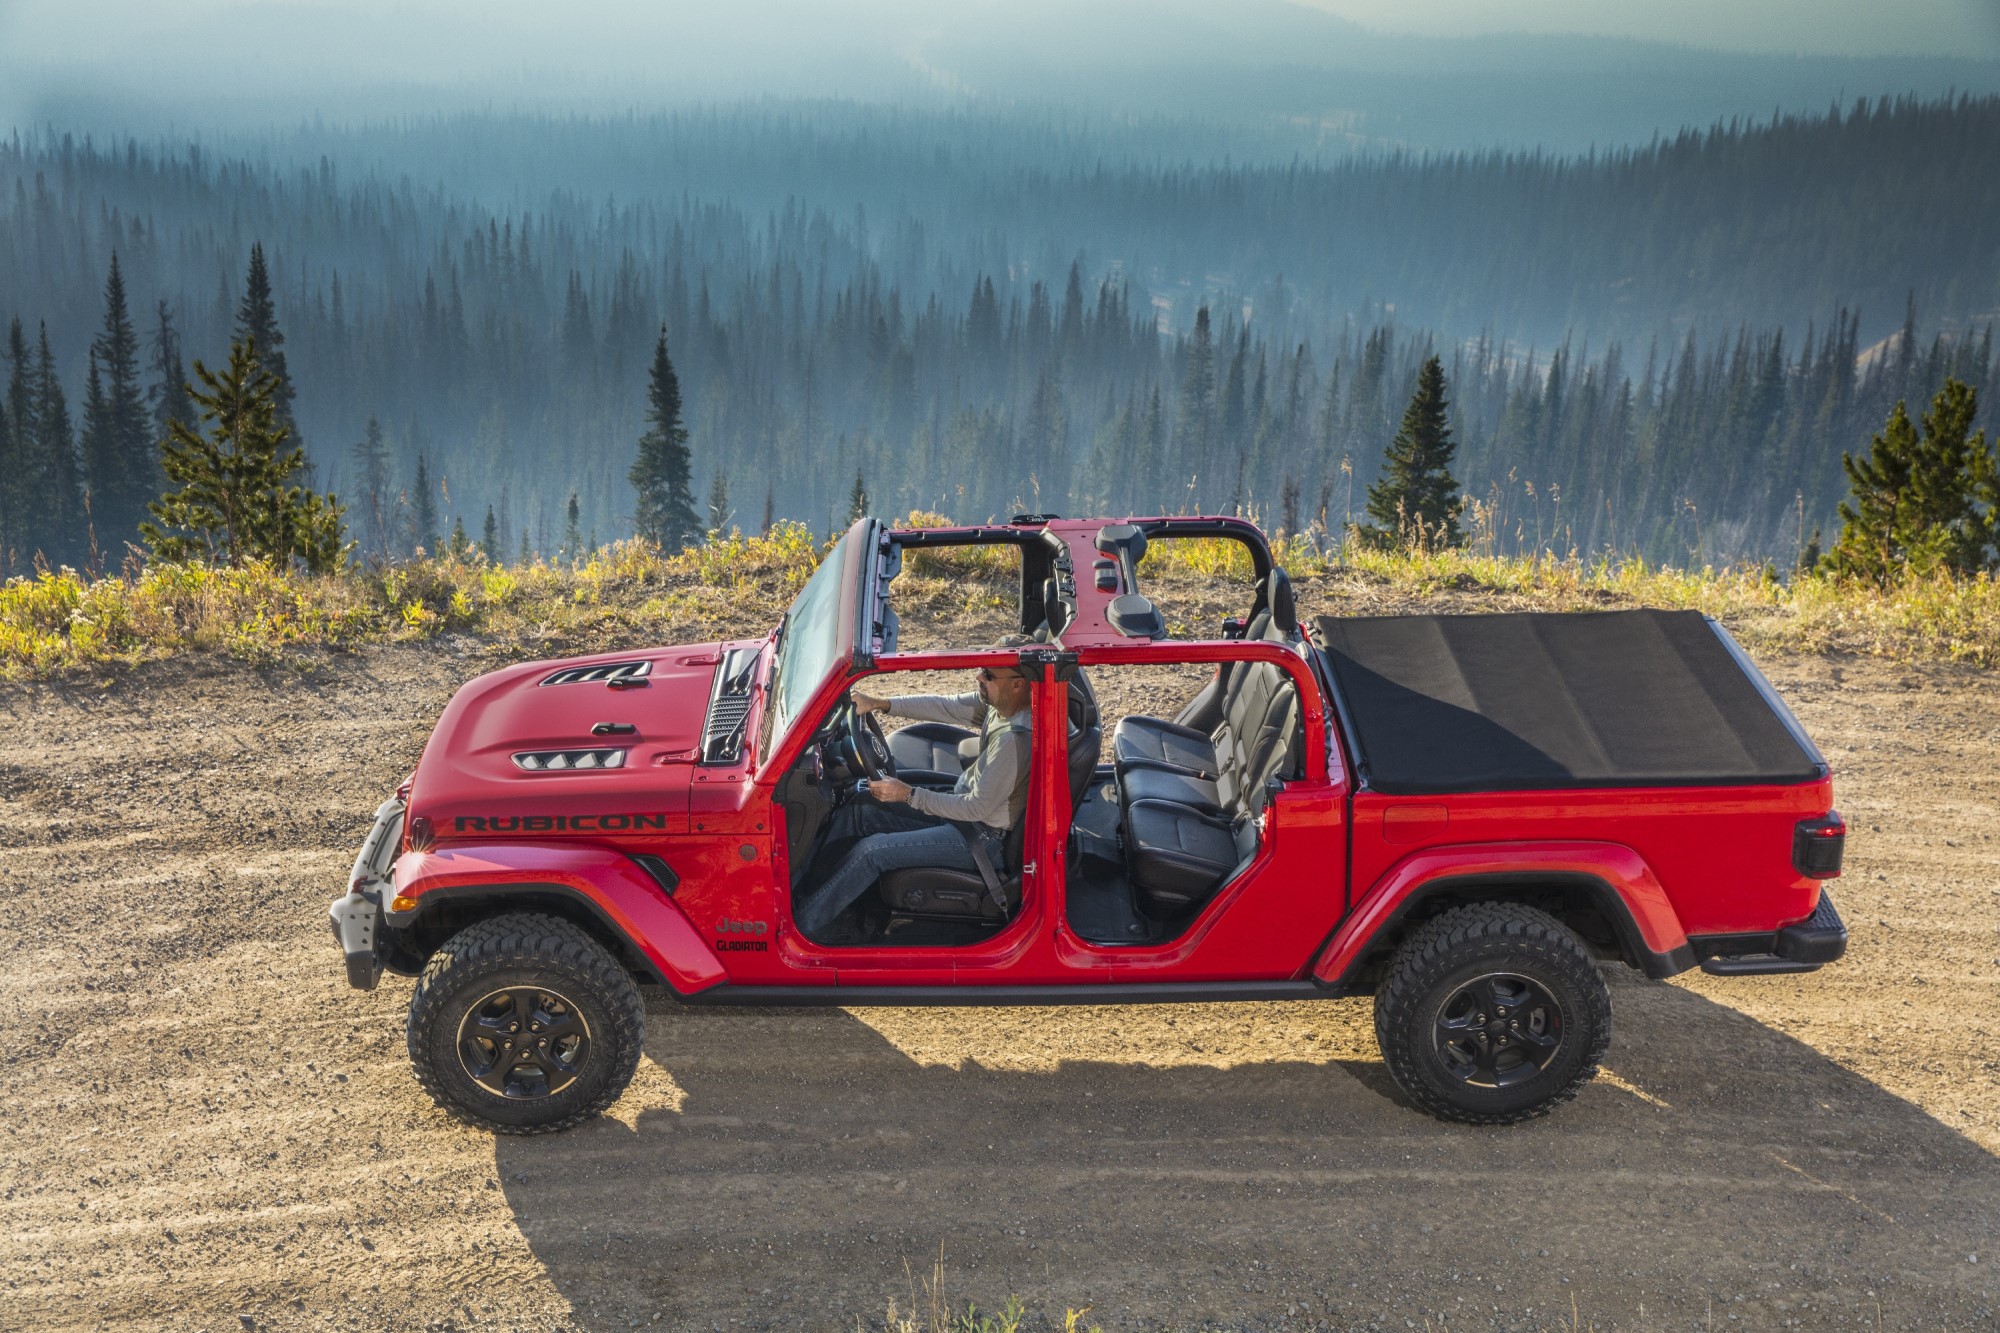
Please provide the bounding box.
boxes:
[406,913,644,1133]
[1374,903,1610,1125]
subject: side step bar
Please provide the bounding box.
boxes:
[1695,890,1848,976]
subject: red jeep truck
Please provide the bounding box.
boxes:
[331,515,1847,1132]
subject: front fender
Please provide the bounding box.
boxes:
[1312,840,1693,986]
[391,842,727,995]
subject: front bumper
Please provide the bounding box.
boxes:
[1696,889,1849,976]
[330,797,405,991]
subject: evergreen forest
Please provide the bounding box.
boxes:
[1,93,1996,572]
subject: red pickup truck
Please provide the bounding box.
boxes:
[331,515,1846,1132]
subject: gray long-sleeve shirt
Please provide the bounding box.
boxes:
[887,692,1032,830]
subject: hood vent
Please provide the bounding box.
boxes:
[701,646,761,764]
[542,660,652,687]
[514,748,628,772]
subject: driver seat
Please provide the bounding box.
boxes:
[876,819,1026,921]
[875,672,1101,922]
[884,672,1101,812]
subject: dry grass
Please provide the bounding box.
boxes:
[1144,534,2000,667]
[4,517,1995,678]
[870,1248,1100,1333]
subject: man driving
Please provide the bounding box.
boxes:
[793,637,1036,937]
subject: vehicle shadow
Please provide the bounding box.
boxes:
[494,975,2000,1331]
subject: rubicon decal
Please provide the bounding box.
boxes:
[452,813,674,833]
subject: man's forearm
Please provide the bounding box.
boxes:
[887,693,982,728]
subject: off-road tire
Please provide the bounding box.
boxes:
[1374,903,1611,1126]
[406,913,644,1134]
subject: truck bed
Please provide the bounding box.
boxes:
[1311,609,1826,794]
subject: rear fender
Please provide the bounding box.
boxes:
[1312,841,1694,987]
[390,842,727,995]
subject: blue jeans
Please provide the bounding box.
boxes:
[794,800,993,936]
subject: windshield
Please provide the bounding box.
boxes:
[764,531,853,756]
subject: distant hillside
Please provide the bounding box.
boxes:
[0,96,1994,571]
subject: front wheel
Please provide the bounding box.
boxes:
[1374,903,1611,1126]
[406,913,645,1133]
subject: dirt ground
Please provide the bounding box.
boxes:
[3,595,1999,1331]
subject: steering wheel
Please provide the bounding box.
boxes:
[853,704,898,782]
[826,699,897,785]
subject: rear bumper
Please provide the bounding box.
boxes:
[1693,889,1848,976]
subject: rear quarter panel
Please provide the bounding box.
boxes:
[1345,777,1836,942]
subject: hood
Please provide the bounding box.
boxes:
[410,641,753,839]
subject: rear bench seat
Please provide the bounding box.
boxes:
[1121,694,1297,916]
[1111,568,1295,780]
[1116,568,1303,915]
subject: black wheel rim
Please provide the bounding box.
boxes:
[1431,972,1564,1089]
[457,987,592,1100]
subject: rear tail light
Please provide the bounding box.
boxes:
[1793,811,1845,879]
[406,814,437,853]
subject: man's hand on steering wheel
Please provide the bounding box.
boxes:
[856,706,899,778]
[852,689,891,714]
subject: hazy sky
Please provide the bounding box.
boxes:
[6,0,1996,72]
[1298,0,2000,57]
[2,0,1996,136]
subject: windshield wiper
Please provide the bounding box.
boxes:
[762,619,789,732]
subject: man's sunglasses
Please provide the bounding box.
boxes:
[976,667,1019,682]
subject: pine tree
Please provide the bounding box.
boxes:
[410,453,439,556]
[349,416,390,558]
[149,301,194,460]
[1797,527,1823,574]
[629,327,700,550]
[847,466,869,525]
[30,324,84,567]
[449,515,470,557]
[564,490,582,562]
[0,321,22,568]
[80,353,109,552]
[481,504,499,561]
[1020,367,1067,512]
[707,467,731,535]
[1827,378,1993,579]
[1176,306,1216,499]
[235,244,297,439]
[141,337,348,573]
[761,481,775,534]
[1360,354,1463,549]
[81,253,156,550]
[1139,384,1166,514]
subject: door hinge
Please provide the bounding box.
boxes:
[1021,861,1038,876]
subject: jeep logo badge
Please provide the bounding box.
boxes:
[713,917,770,952]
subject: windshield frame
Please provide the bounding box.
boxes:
[757,522,872,767]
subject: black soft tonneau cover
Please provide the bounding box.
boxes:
[1311,609,1826,794]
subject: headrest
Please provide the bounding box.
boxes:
[1042,577,1072,637]
[1265,567,1297,637]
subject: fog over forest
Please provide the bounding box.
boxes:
[1,4,1997,571]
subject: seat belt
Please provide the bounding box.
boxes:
[950,821,1011,921]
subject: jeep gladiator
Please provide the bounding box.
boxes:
[331,515,1846,1131]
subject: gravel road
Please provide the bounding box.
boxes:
[3,620,1996,1331]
